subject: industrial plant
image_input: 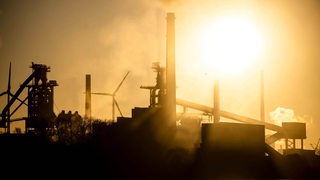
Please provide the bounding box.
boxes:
[0,12,320,179]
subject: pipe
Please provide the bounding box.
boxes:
[176,98,283,132]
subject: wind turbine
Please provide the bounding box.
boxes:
[91,71,130,122]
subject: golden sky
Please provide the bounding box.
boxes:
[1,0,320,142]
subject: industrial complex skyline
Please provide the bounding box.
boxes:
[1,0,320,146]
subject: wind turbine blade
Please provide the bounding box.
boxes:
[8,62,11,92]
[113,71,130,94]
[113,98,123,117]
[0,92,6,96]
[91,92,113,96]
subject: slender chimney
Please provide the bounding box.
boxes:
[85,74,91,121]
[166,12,176,125]
[213,80,220,123]
[260,70,265,122]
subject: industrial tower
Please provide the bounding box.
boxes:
[0,62,58,134]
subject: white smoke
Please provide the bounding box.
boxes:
[270,107,320,151]
[269,106,305,126]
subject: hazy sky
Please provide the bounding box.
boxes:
[1,0,320,143]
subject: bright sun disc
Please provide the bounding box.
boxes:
[199,16,264,75]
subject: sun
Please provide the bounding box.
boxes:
[198,16,264,75]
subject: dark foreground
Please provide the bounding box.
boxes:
[1,133,320,179]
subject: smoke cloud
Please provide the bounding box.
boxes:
[270,107,299,126]
[270,106,319,150]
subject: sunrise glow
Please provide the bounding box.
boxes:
[198,16,264,75]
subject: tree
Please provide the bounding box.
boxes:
[52,110,89,145]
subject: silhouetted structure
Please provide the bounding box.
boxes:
[165,12,177,130]
[85,74,91,121]
[1,62,58,134]
[27,63,58,134]
[140,62,166,107]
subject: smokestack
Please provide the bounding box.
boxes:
[260,70,265,122]
[85,74,91,121]
[213,80,220,123]
[166,12,176,125]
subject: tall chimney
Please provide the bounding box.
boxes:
[260,70,265,122]
[166,12,176,125]
[85,74,91,121]
[213,80,220,123]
